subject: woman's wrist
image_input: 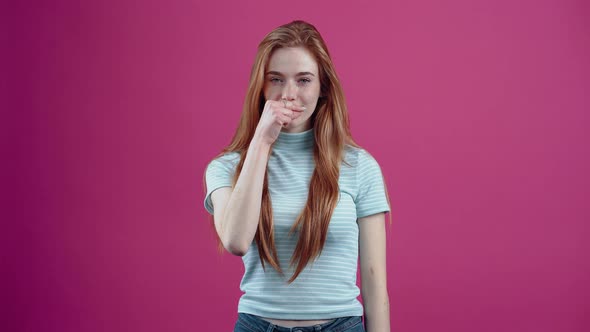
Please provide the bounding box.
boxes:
[250,134,273,151]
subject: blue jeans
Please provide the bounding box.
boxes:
[234,313,365,332]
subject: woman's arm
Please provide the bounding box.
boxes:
[210,100,303,256]
[359,212,390,332]
[210,136,271,256]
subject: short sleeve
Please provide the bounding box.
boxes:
[354,149,391,218]
[204,152,240,215]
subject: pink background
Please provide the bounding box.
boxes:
[6,0,589,331]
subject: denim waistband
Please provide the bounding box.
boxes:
[235,312,363,332]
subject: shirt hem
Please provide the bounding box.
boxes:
[238,306,364,320]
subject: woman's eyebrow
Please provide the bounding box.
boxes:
[265,71,316,77]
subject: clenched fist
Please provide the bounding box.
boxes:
[254,99,306,146]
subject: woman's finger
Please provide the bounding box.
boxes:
[277,114,291,125]
[279,100,306,112]
[281,109,303,119]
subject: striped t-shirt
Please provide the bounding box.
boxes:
[204,127,390,320]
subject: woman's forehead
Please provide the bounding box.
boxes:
[267,47,318,75]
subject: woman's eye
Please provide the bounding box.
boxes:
[268,77,311,86]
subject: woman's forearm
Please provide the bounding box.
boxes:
[220,135,271,255]
[363,291,391,332]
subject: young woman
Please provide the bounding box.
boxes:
[204,20,391,332]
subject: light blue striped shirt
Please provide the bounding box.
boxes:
[204,128,390,319]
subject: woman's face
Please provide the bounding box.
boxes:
[263,46,321,133]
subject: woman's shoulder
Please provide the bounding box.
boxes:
[212,150,240,161]
[343,144,377,168]
[207,151,241,169]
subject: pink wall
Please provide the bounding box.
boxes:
[7,0,589,331]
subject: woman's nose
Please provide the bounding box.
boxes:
[281,80,297,100]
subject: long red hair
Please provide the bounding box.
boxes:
[204,20,391,283]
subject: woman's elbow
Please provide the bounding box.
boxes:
[222,238,249,256]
